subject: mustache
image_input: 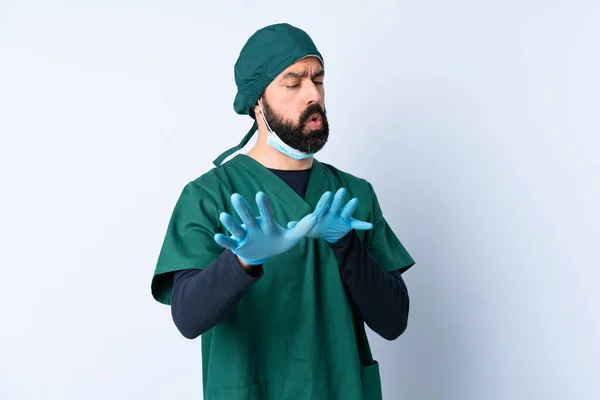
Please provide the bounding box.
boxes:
[299,103,326,126]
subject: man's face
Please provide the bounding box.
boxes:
[258,57,329,154]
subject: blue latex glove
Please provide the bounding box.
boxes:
[214,192,318,265]
[287,188,373,243]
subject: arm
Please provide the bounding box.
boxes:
[167,190,316,340]
[329,230,410,340]
[171,250,263,339]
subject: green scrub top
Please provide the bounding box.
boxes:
[151,154,415,400]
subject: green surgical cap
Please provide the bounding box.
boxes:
[212,23,324,167]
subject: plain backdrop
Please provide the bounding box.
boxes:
[1,1,599,399]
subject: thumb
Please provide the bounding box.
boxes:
[350,219,374,231]
[287,221,299,229]
[214,233,239,250]
[287,214,317,239]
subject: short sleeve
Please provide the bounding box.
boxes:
[364,182,415,274]
[151,182,224,305]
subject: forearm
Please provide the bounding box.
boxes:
[171,250,263,339]
[330,231,410,340]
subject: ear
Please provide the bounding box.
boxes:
[253,101,261,118]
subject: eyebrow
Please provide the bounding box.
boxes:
[281,69,325,80]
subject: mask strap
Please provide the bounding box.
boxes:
[212,120,258,167]
[258,100,274,133]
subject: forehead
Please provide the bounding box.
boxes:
[278,56,323,77]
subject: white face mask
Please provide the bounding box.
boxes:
[258,100,314,160]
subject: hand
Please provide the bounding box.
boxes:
[287,188,373,243]
[214,192,317,265]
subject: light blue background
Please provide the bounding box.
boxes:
[1,1,598,399]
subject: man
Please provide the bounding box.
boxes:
[151,23,415,400]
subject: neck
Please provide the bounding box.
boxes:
[246,125,314,170]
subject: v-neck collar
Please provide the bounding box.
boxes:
[229,154,325,215]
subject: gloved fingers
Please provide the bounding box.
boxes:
[314,191,332,218]
[214,233,239,250]
[329,188,346,215]
[287,221,298,229]
[340,197,359,219]
[256,192,277,234]
[242,217,264,230]
[287,213,317,240]
[231,193,257,229]
[350,219,374,231]
[220,212,246,239]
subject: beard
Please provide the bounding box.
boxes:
[261,98,329,154]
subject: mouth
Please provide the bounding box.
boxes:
[306,113,322,129]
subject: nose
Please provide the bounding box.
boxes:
[303,80,323,106]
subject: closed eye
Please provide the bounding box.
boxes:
[286,81,323,89]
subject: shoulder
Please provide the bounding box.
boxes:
[183,160,239,203]
[189,167,222,191]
